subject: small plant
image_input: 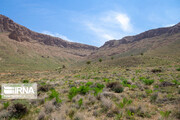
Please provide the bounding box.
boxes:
[68,87,79,100]
[78,86,90,95]
[22,80,29,83]
[111,56,114,60]
[117,98,132,108]
[150,93,158,103]
[3,101,9,109]
[159,79,164,83]
[107,82,124,93]
[103,78,110,83]
[141,53,143,55]
[140,77,154,85]
[99,58,102,62]
[55,67,62,73]
[85,82,93,87]
[115,112,123,120]
[176,68,180,71]
[78,98,83,107]
[127,109,134,117]
[49,89,62,103]
[145,89,153,95]
[160,110,171,119]
[93,83,104,96]
[86,61,91,65]
[172,80,180,85]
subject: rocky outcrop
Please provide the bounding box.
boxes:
[0,14,97,50]
[101,22,180,48]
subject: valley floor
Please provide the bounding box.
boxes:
[0,55,180,120]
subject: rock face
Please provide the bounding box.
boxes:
[0,14,97,50]
[101,23,180,48]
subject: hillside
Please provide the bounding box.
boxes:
[90,22,180,58]
[0,15,97,72]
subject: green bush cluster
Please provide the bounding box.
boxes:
[68,82,104,100]
[22,80,29,83]
[176,68,180,71]
[140,77,154,85]
[49,89,62,103]
[78,98,83,107]
[107,82,124,93]
[160,110,171,118]
[117,98,132,108]
[3,101,9,109]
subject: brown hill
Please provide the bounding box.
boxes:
[0,14,97,51]
[90,22,180,58]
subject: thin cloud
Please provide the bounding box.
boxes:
[42,31,72,41]
[84,11,133,45]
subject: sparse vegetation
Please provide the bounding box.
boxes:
[107,82,124,93]
[160,110,171,119]
[140,77,154,85]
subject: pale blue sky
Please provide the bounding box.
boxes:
[0,0,180,46]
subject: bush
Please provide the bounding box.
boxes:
[78,98,83,107]
[78,86,90,95]
[49,89,62,103]
[68,87,80,100]
[107,82,124,93]
[93,83,104,96]
[99,58,102,62]
[3,102,9,109]
[117,98,132,108]
[85,82,93,87]
[150,93,158,103]
[22,80,29,83]
[86,61,91,65]
[140,78,154,85]
[176,68,180,71]
[151,69,162,73]
[160,110,171,118]
[11,103,28,118]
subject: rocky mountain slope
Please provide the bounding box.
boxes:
[90,22,180,58]
[0,14,97,50]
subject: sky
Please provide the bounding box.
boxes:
[0,0,180,47]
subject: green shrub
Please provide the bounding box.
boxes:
[99,58,102,62]
[160,110,171,118]
[78,98,83,107]
[111,57,114,60]
[78,86,90,95]
[115,112,123,120]
[49,89,62,103]
[93,83,104,96]
[85,82,93,87]
[176,68,180,71]
[150,93,158,103]
[68,87,79,100]
[103,78,110,83]
[145,89,153,95]
[22,80,29,83]
[140,78,154,85]
[86,61,91,65]
[172,80,180,85]
[3,101,9,109]
[107,82,123,93]
[117,98,132,108]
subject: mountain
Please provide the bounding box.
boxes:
[0,14,97,50]
[0,14,180,71]
[0,14,97,71]
[90,22,180,58]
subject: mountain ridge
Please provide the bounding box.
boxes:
[101,22,180,48]
[0,14,97,50]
